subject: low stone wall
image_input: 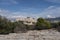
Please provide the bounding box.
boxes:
[0,29,60,40]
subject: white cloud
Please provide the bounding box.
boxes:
[45,0,60,3]
[0,0,18,5]
[47,15,55,18]
[0,6,60,19]
[47,15,52,18]
[0,9,11,17]
[0,9,37,18]
[38,6,60,18]
[10,0,18,4]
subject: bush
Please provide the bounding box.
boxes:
[56,22,60,32]
[0,16,15,34]
[35,18,51,30]
[14,21,27,33]
[25,25,35,30]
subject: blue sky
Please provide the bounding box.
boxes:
[0,0,60,18]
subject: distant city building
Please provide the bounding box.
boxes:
[16,17,37,25]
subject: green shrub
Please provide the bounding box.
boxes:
[35,18,51,30]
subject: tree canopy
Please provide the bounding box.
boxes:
[35,18,51,30]
[0,16,15,34]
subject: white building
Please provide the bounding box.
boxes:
[16,17,37,25]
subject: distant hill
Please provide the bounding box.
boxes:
[46,17,60,23]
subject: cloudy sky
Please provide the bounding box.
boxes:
[0,0,60,18]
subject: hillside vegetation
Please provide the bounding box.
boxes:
[0,15,60,34]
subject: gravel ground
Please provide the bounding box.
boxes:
[0,29,60,40]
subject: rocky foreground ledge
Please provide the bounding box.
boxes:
[0,29,60,40]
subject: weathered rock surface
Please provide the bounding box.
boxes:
[0,29,60,40]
